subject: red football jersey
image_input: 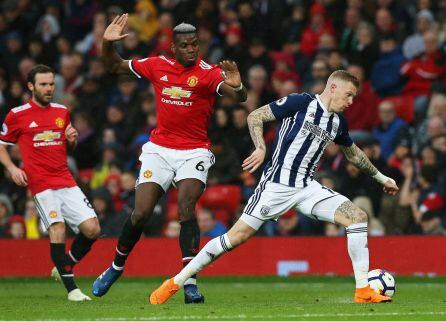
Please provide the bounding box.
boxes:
[0,100,77,195]
[129,55,224,149]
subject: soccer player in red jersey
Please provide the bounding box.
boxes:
[92,15,247,303]
[0,65,100,301]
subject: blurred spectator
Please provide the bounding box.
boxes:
[227,107,252,163]
[75,12,106,57]
[370,33,406,97]
[72,111,99,169]
[207,134,241,186]
[164,220,181,238]
[24,199,40,240]
[128,0,159,43]
[54,54,84,101]
[198,26,223,64]
[401,164,446,234]
[339,7,362,56]
[372,100,408,160]
[90,187,117,237]
[403,9,435,59]
[0,194,13,238]
[400,30,446,118]
[246,65,275,106]
[387,133,412,170]
[6,214,26,239]
[300,3,335,57]
[197,208,227,238]
[344,64,380,132]
[348,22,379,77]
[2,31,25,77]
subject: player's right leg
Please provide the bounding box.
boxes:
[92,182,164,297]
[149,219,257,304]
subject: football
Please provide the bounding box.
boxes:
[368,269,396,297]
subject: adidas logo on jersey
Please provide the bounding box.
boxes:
[160,75,168,81]
[29,121,38,128]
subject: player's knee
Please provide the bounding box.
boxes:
[131,209,150,227]
[83,223,101,239]
[352,209,368,224]
[49,223,65,241]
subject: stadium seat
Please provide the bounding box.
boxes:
[165,185,242,225]
[199,185,241,225]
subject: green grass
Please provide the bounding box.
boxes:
[1,276,446,321]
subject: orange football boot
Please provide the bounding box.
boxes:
[354,285,392,303]
[149,278,180,304]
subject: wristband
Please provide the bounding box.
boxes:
[234,83,243,92]
[373,172,388,184]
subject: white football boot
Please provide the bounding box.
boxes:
[68,288,92,301]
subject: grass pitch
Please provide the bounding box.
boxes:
[1,276,445,321]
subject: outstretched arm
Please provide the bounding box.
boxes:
[340,143,399,195]
[218,60,247,102]
[102,14,132,75]
[242,105,276,173]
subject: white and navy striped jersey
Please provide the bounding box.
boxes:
[262,93,353,188]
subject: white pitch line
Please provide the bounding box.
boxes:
[12,311,445,321]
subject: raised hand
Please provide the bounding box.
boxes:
[220,60,242,88]
[103,14,129,42]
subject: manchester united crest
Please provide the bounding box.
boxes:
[49,210,58,218]
[55,117,65,128]
[187,75,198,87]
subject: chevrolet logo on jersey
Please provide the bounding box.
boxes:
[162,86,192,99]
[33,130,62,147]
[33,130,61,141]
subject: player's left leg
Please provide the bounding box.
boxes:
[332,200,391,303]
[150,219,257,304]
[307,193,391,303]
[176,178,205,304]
[68,218,100,265]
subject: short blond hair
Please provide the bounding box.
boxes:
[328,70,360,89]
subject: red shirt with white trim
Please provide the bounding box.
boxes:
[0,100,77,195]
[129,55,224,149]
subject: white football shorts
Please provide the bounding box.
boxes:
[33,186,97,233]
[240,179,349,230]
[137,141,215,191]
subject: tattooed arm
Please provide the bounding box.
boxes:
[242,105,276,173]
[340,143,399,195]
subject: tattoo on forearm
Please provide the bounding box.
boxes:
[247,106,275,151]
[340,144,378,176]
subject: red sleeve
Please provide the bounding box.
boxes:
[129,57,156,80]
[0,112,21,145]
[208,67,224,95]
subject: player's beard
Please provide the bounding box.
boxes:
[34,90,52,106]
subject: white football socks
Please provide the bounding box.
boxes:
[346,223,369,288]
[174,234,232,287]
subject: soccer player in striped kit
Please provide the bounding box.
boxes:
[151,70,399,304]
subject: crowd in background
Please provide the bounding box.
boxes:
[1,0,446,240]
